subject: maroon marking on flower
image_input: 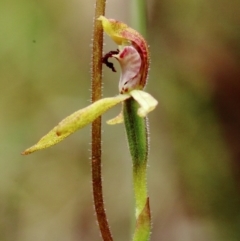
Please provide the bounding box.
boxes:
[102,49,119,72]
[119,48,128,59]
[102,46,142,94]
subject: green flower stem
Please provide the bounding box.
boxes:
[131,0,147,36]
[91,1,113,241]
[123,98,151,241]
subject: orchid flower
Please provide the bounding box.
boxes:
[22,16,157,156]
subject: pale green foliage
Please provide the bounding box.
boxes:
[22,94,129,155]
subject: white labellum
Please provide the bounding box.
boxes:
[113,46,142,94]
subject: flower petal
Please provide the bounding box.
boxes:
[107,109,124,125]
[113,46,142,94]
[22,94,130,155]
[129,90,158,117]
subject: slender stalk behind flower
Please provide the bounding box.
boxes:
[91,1,113,241]
[131,0,147,38]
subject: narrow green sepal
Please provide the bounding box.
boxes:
[22,94,130,155]
[57,94,129,135]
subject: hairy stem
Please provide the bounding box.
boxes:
[123,98,148,216]
[91,1,113,241]
[123,98,151,241]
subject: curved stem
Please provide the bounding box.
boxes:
[91,1,113,241]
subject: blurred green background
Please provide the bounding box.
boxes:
[1,0,240,240]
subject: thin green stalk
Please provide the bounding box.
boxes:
[123,98,151,241]
[91,1,113,241]
[131,0,147,36]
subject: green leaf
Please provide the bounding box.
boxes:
[22,94,130,155]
